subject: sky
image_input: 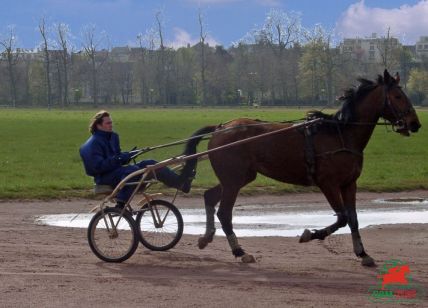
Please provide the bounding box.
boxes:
[0,0,426,49]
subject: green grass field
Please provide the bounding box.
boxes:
[0,108,427,199]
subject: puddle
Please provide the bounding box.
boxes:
[35,202,428,237]
[374,197,428,205]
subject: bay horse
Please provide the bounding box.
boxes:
[180,70,421,266]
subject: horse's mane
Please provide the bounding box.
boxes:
[307,75,384,124]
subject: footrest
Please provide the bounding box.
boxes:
[94,185,114,195]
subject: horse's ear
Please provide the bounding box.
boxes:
[394,72,400,84]
[384,69,392,84]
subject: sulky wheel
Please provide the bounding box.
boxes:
[88,207,139,263]
[135,199,183,251]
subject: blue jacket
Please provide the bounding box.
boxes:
[79,130,126,183]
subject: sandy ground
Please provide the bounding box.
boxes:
[0,191,427,307]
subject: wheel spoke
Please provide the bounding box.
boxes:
[88,208,138,262]
[137,200,183,251]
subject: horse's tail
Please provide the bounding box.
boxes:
[180,125,217,178]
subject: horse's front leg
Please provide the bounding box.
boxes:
[216,186,255,263]
[198,184,221,249]
[342,182,376,267]
[299,185,348,242]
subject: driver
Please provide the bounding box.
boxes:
[79,110,193,208]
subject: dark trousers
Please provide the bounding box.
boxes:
[98,159,180,203]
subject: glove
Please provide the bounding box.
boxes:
[129,146,139,156]
[117,152,132,165]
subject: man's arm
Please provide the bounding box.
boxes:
[80,139,131,176]
[113,133,132,165]
[90,145,122,174]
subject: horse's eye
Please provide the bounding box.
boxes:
[395,95,401,99]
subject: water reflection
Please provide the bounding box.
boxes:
[35,201,428,237]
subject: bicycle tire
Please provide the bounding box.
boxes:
[88,207,139,263]
[135,199,183,251]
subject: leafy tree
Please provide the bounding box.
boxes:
[408,68,428,105]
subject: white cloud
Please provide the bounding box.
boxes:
[169,27,219,48]
[336,0,428,44]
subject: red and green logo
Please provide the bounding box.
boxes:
[368,259,425,303]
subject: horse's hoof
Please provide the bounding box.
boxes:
[241,253,256,263]
[361,255,376,267]
[299,229,312,243]
[198,237,209,249]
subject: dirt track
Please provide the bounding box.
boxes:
[0,192,427,307]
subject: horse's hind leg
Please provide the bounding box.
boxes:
[342,182,375,267]
[217,185,255,263]
[299,186,348,242]
[198,184,222,249]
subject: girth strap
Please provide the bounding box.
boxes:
[299,121,363,185]
[303,125,316,184]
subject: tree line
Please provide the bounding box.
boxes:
[1,10,428,108]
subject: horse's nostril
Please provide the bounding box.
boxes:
[410,122,421,132]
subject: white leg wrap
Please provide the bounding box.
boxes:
[227,233,241,251]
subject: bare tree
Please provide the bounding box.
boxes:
[153,11,177,105]
[253,9,303,102]
[300,25,340,105]
[323,35,336,105]
[377,27,400,70]
[136,30,153,104]
[155,11,167,104]
[56,23,72,106]
[120,63,133,105]
[39,17,52,109]
[0,26,19,107]
[307,26,338,105]
[198,9,207,105]
[136,28,158,104]
[53,51,63,107]
[81,24,108,105]
[261,9,302,50]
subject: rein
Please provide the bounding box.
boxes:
[130,121,283,158]
[131,117,393,160]
[382,85,415,132]
[131,93,402,160]
[321,119,391,126]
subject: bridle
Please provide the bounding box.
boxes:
[381,85,415,132]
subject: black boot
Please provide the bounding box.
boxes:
[115,200,126,209]
[156,168,195,193]
[177,169,196,193]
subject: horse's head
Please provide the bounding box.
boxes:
[381,69,421,136]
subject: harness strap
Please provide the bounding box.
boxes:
[382,85,414,130]
[302,125,316,185]
[299,120,364,185]
[315,148,363,158]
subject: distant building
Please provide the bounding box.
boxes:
[416,36,428,58]
[16,48,41,61]
[339,33,401,63]
[402,45,416,58]
[111,46,132,62]
[0,48,41,61]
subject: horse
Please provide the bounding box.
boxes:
[180,69,421,266]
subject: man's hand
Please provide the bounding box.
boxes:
[129,146,140,156]
[117,152,132,165]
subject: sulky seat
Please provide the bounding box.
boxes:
[94,184,114,195]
